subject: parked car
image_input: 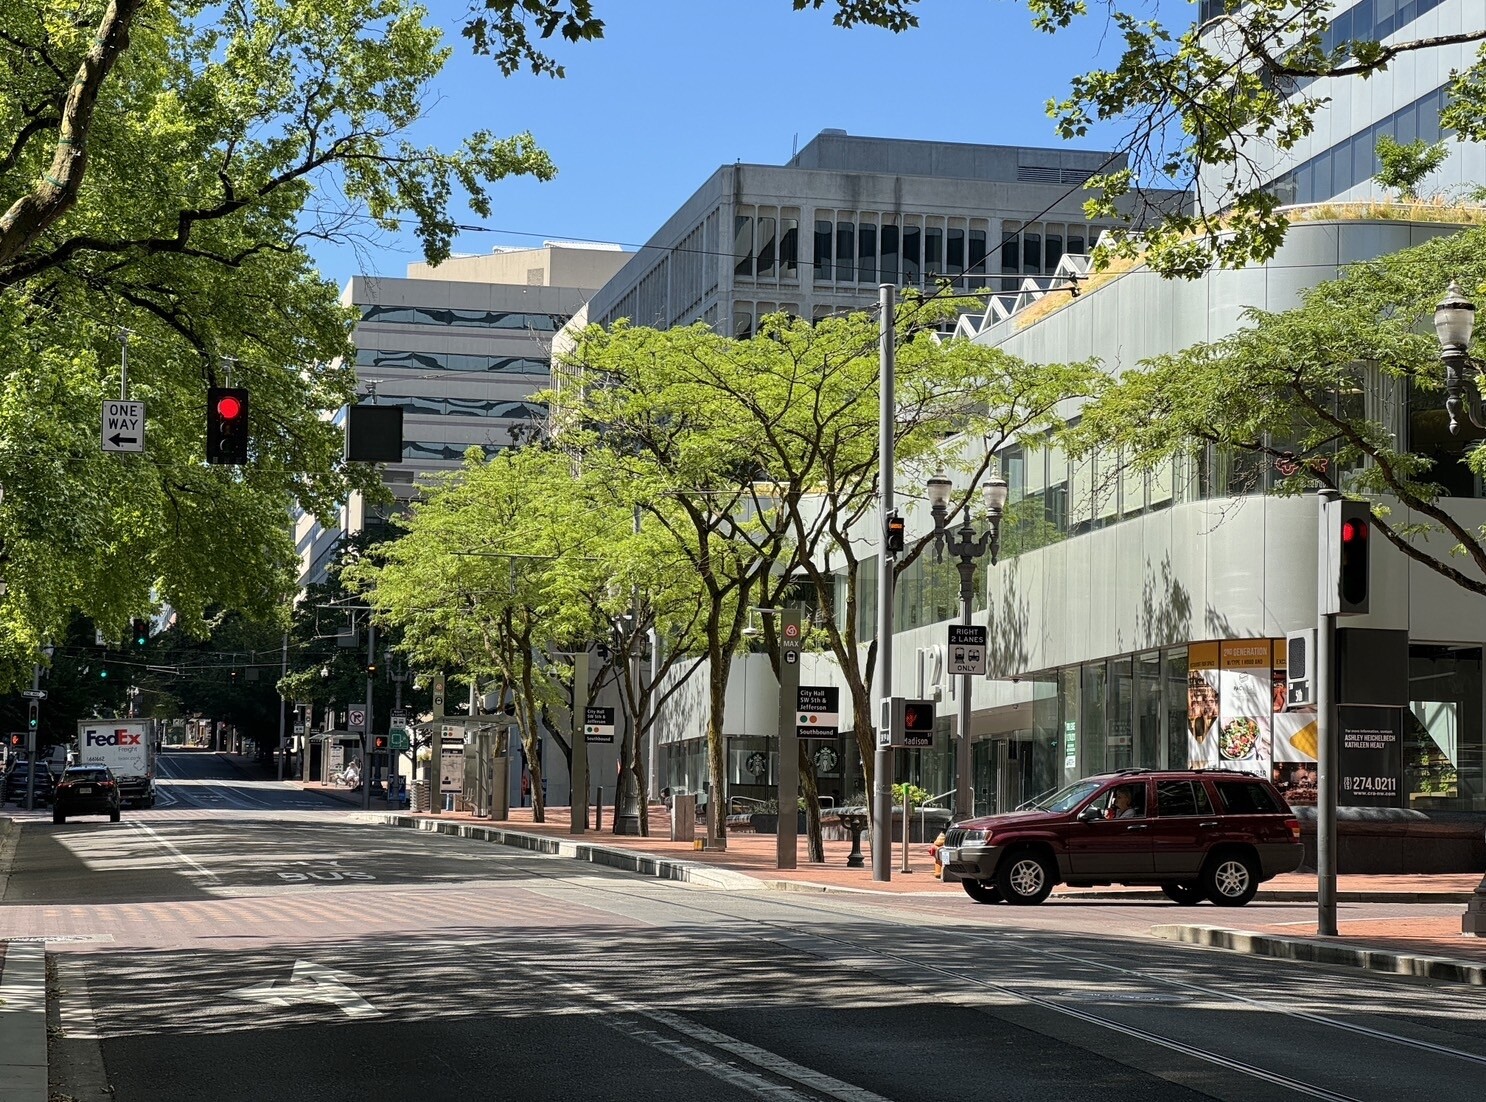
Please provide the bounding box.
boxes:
[938,769,1303,907]
[3,760,55,806]
[52,766,121,824]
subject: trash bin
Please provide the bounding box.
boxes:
[411,780,430,813]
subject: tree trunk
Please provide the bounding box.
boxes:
[706,647,729,850]
[798,742,825,862]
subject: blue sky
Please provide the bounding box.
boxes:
[310,0,1151,282]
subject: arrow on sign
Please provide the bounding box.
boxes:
[107,433,138,448]
[228,960,380,1018]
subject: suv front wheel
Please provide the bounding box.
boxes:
[998,850,1055,905]
[1202,851,1259,906]
[962,879,1002,904]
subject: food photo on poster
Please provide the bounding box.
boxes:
[1218,640,1272,773]
[1187,642,1221,767]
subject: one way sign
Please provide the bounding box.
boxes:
[101,400,146,453]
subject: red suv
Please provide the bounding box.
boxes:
[938,769,1303,907]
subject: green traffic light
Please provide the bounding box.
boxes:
[99,668,109,679]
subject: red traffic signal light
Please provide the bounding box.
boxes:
[206,386,250,465]
[9,733,20,746]
[373,736,388,751]
[1337,502,1371,615]
[902,700,935,734]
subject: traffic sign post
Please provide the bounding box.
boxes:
[101,400,146,453]
[946,625,987,676]
[775,609,803,870]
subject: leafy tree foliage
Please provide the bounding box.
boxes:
[1075,225,1486,596]
[1375,136,1450,201]
[0,0,554,688]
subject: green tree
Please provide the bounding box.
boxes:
[1075,224,1486,595]
[0,0,554,688]
[465,1,1486,276]
[1375,136,1450,201]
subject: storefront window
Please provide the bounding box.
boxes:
[1136,652,1162,767]
[1407,645,1483,810]
[1107,657,1134,770]
[1080,662,1106,775]
[1059,667,1080,785]
[1163,649,1189,769]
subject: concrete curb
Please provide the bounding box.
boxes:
[1151,923,1486,986]
[376,814,764,891]
[0,942,47,1101]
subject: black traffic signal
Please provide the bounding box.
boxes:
[131,617,149,647]
[206,386,250,465]
[1337,500,1371,615]
[373,735,388,751]
[27,702,38,731]
[366,660,378,677]
[98,665,109,680]
[885,510,905,553]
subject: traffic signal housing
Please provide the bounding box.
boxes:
[373,735,388,751]
[131,617,149,647]
[206,386,250,465]
[27,702,38,731]
[10,732,21,747]
[1320,498,1373,616]
[885,510,905,553]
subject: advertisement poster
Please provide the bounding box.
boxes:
[1216,640,1271,775]
[1339,705,1402,806]
[1186,642,1220,768]
[1270,638,1319,804]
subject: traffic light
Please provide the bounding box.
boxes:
[1337,500,1371,615]
[885,510,905,553]
[27,702,38,731]
[373,735,388,751]
[902,699,935,738]
[366,660,378,677]
[206,386,250,465]
[131,617,149,647]
[98,665,109,680]
[9,733,21,747]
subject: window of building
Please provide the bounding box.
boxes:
[360,305,565,331]
[757,217,777,280]
[925,225,943,277]
[1163,650,1188,769]
[880,220,899,283]
[903,224,921,284]
[858,221,877,284]
[1022,232,1041,275]
[1408,645,1483,811]
[968,229,989,284]
[814,219,833,281]
[836,219,855,283]
[1107,656,1134,770]
[734,214,753,278]
[779,218,799,278]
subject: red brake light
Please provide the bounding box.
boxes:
[1285,817,1301,841]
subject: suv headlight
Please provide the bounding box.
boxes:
[958,829,989,845]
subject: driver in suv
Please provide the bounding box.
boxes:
[938,769,1302,907]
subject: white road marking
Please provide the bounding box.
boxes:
[228,960,380,1018]
[55,956,102,1040]
[128,820,220,883]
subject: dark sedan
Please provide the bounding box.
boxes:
[53,766,121,823]
[3,760,54,806]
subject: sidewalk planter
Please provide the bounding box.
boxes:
[748,811,807,835]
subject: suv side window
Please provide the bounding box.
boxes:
[1214,780,1282,814]
[1155,780,1214,816]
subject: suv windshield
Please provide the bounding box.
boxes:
[1023,779,1102,813]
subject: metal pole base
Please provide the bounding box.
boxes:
[1463,882,1486,936]
[847,829,865,868]
[613,814,641,836]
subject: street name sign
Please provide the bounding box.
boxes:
[796,686,839,739]
[946,625,988,676]
[101,400,145,453]
[584,706,616,744]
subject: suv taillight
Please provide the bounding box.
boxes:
[1285,817,1301,841]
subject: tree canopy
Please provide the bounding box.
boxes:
[1075,224,1486,595]
[0,0,554,688]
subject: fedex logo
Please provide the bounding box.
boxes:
[85,730,142,747]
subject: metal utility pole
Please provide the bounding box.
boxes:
[873,283,896,883]
[776,608,802,870]
[276,633,288,781]
[1316,489,1340,936]
[362,621,375,811]
[429,671,446,816]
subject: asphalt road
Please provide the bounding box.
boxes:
[4,750,1485,1101]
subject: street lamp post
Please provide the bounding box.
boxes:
[1435,281,1486,935]
[1435,280,1484,436]
[926,471,1008,822]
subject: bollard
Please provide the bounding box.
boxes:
[594,786,603,832]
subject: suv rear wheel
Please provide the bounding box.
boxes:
[962,879,1002,904]
[1202,851,1259,906]
[998,850,1054,905]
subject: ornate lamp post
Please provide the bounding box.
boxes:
[1435,280,1483,436]
[926,471,1008,821]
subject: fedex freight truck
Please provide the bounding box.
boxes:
[76,719,157,808]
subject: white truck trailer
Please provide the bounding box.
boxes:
[76,719,158,808]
